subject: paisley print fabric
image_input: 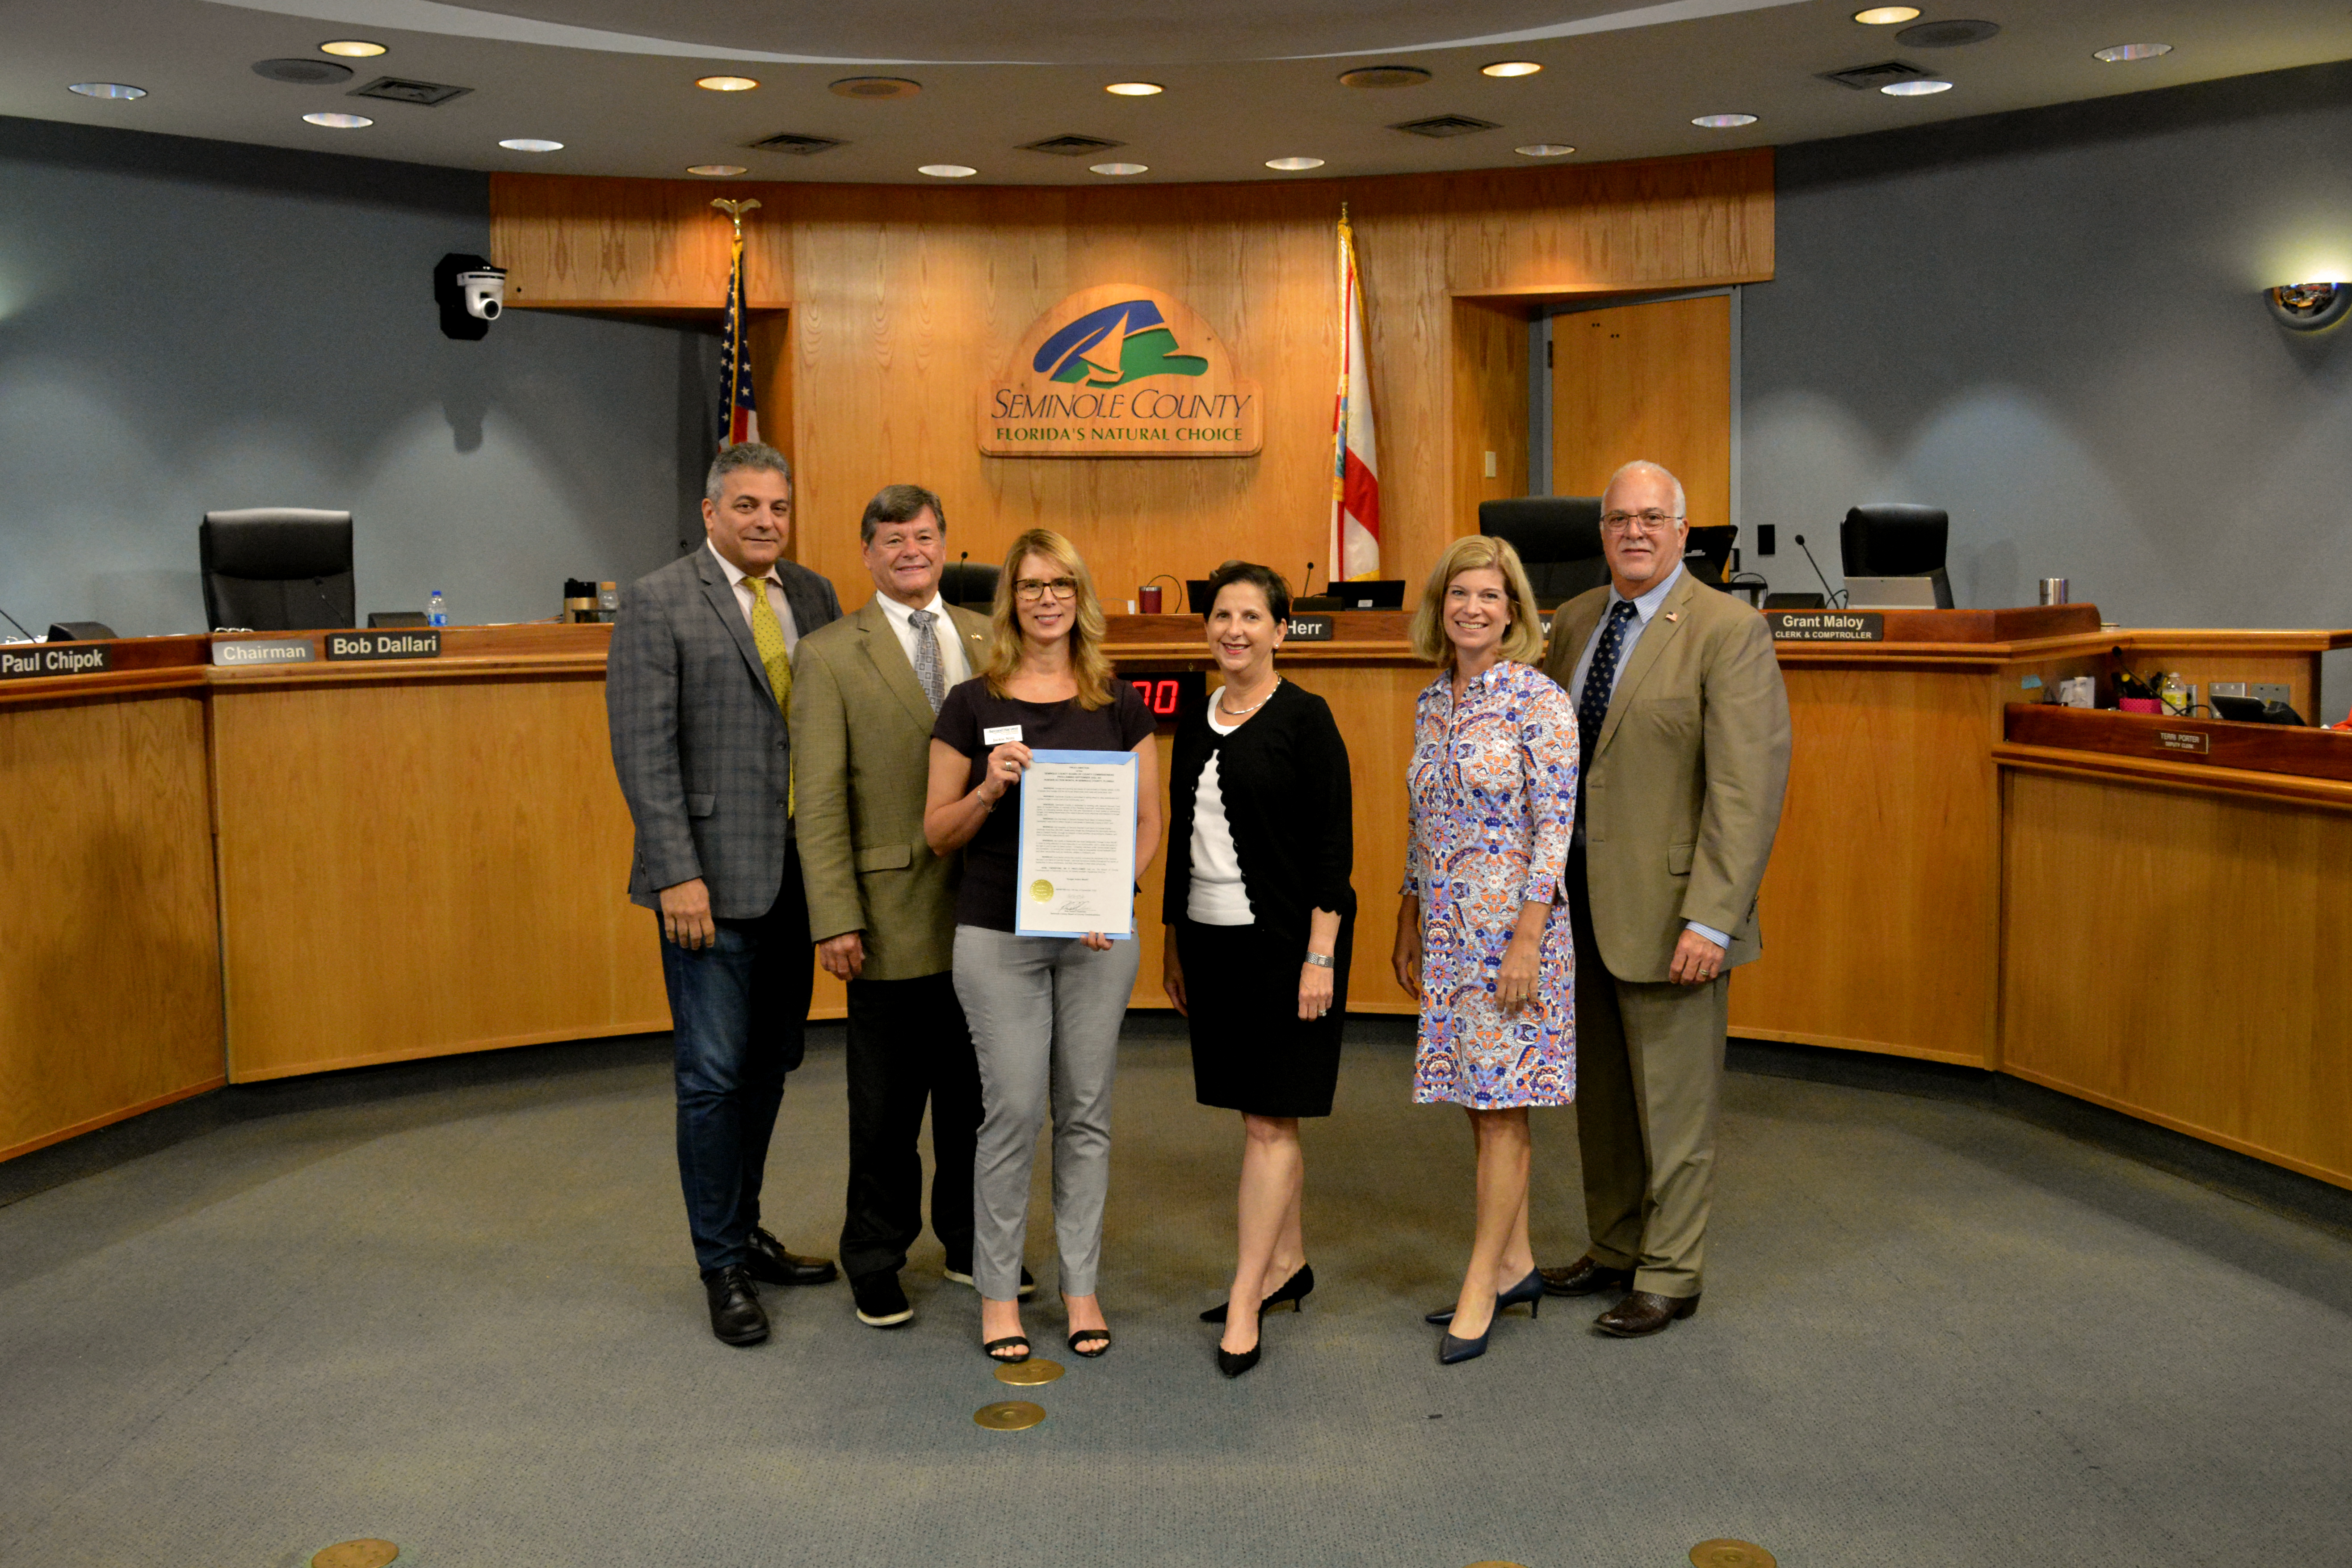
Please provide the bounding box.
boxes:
[1402,660,1579,1108]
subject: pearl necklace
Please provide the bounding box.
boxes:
[1217,676,1280,719]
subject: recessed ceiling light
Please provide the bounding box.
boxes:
[1482,61,1542,78]
[1105,82,1163,96]
[67,82,145,100]
[1880,78,1953,96]
[918,164,976,177]
[2095,43,2174,63]
[1338,66,1431,89]
[1265,156,1326,171]
[687,164,747,177]
[1852,5,1920,22]
[697,76,758,92]
[499,138,563,152]
[319,40,386,58]
[834,76,922,100]
[302,112,372,128]
[1089,162,1147,176]
[1691,113,1758,128]
[1515,143,1575,157]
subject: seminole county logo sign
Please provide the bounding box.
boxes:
[981,285,1262,458]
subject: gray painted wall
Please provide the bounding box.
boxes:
[1743,62,2352,719]
[0,116,709,637]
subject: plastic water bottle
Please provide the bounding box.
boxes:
[428,589,448,628]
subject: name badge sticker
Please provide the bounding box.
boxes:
[983,725,1023,746]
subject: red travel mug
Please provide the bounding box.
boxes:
[1138,585,1163,614]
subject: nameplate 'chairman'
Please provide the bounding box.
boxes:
[981,284,1263,458]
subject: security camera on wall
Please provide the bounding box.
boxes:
[433,252,508,340]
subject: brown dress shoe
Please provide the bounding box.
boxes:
[1540,1256,1635,1298]
[1594,1289,1700,1337]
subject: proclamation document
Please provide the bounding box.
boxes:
[1014,749,1138,938]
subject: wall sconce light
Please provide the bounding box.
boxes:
[2267,282,2352,331]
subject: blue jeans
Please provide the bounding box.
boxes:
[659,842,813,1274]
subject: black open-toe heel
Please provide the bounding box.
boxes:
[1067,1328,1112,1358]
[983,1336,1030,1363]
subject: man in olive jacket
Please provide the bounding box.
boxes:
[790,485,995,1330]
[1539,459,1791,1337]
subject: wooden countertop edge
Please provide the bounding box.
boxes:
[0,668,211,707]
[206,654,612,687]
[1992,742,2352,808]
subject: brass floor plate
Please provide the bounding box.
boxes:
[312,1542,400,1568]
[993,1357,1066,1386]
[1691,1541,1777,1568]
[973,1400,1047,1431]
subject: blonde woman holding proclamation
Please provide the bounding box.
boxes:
[1392,534,1579,1366]
[924,529,1162,1366]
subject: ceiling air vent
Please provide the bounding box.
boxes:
[1818,60,1931,91]
[749,132,845,155]
[1019,134,1125,156]
[348,76,473,107]
[1390,114,1501,139]
[252,59,353,86]
[1897,19,2001,47]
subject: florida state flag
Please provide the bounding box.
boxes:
[1330,211,1381,581]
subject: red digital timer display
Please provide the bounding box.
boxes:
[1122,671,1206,723]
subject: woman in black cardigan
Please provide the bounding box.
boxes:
[1162,559,1355,1379]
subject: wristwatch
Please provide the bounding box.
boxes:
[1302,952,1335,969]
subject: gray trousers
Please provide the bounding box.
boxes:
[953,925,1141,1301]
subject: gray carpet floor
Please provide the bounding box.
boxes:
[2,1018,2348,1568]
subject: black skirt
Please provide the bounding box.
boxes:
[1177,916,1349,1118]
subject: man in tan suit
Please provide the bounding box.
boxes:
[1539,459,1791,1337]
[792,484,997,1330]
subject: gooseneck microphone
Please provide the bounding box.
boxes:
[1792,534,1845,609]
[1302,561,1316,597]
[0,604,35,640]
[953,551,969,608]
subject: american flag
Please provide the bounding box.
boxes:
[718,218,759,446]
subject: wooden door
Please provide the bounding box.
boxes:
[1551,295,1730,525]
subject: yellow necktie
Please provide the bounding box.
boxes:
[747,574,794,815]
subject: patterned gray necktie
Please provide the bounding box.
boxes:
[907,608,946,712]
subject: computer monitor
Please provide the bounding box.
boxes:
[1840,504,1952,609]
[1682,525,1737,589]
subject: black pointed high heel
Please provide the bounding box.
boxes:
[1424,1266,1545,1326]
[1200,1263,1315,1324]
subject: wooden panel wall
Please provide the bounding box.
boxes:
[1552,294,1732,525]
[0,693,224,1159]
[492,152,1771,607]
[2002,768,2352,1190]
[1451,298,1532,545]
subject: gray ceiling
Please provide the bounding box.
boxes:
[4,0,2349,184]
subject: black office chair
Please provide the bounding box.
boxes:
[1478,496,1608,604]
[940,560,999,613]
[200,509,356,631]
[1841,504,1952,606]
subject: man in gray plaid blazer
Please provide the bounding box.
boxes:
[608,441,844,1347]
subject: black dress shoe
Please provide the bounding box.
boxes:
[1540,1256,1635,1298]
[1201,1263,1314,1324]
[744,1228,839,1287]
[1594,1289,1700,1337]
[944,1261,1037,1299]
[852,1271,914,1328]
[701,1265,769,1347]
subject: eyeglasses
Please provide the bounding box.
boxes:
[1013,576,1079,602]
[1599,510,1684,536]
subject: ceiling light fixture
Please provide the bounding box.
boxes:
[1852,6,1920,22]
[1264,156,1326,171]
[1880,78,1952,96]
[2268,282,2352,332]
[499,138,563,152]
[697,76,758,92]
[1482,61,1542,78]
[1104,82,1163,96]
[918,164,976,177]
[1515,143,1575,157]
[1090,162,1147,176]
[833,77,922,100]
[303,112,372,128]
[2094,43,2174,63]
[67,82,146,100]
[319,40,386,58]
[1691,113,1758,128]
[688,164,748,177]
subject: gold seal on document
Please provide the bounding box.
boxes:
[974,1399,1047,1430]
[312,1543,401,1568]
[1029,879,1053,901]
[1690,1542,1777,1568]
[994,1358,1065,1386]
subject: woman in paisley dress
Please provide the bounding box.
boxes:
[1391,534,1579,1364]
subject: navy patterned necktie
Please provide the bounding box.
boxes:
[1575,600,1639,816]
[907,608,946,712]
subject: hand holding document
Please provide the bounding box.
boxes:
[1015,749,1138,939]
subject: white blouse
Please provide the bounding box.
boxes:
[1186,702,1255,926]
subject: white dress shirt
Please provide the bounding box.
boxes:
[872,587,970,688]
[1186,702,1255,926]
[706,539,799,650]
[1565,561,1730,951]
